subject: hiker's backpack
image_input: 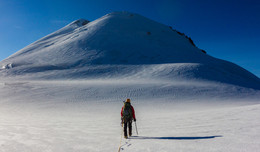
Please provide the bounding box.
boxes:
[123,102,132,120]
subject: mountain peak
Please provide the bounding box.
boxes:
[0,12,259,89]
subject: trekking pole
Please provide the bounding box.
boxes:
[134,121,138,135]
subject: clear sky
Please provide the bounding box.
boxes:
[0,0,259,77]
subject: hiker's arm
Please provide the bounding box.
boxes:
[131,106,136,121]
[121,107,124,118]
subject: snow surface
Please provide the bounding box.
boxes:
[0,80,259,152]
[0,12,260,152]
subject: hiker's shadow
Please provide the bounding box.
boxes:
[131,135,222,140]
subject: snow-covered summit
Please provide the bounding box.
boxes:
[0,11,260,89]
[1,11,207,65]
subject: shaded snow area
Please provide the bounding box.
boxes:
[0,80,259,152]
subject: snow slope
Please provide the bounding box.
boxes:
[0,11,259,89]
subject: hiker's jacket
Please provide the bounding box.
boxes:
[121,105,136,120]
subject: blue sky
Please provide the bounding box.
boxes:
[0,0,259,77]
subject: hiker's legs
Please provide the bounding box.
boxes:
[124,120,128,137]
[128,120,132,136]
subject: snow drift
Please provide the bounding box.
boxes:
[0,11,259,89]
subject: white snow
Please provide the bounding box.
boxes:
[0,11,259,152]
[0,80,259,152]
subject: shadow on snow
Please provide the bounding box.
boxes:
[130,135,222,140]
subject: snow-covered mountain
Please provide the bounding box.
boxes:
[0,11,259,89]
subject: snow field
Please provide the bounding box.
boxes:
[0,80,259,152]
[0,101,259,152]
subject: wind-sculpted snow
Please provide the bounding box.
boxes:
[1,63,260,89]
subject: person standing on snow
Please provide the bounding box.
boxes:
[121,98,136,139]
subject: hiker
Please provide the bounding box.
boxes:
[121,98,136,139]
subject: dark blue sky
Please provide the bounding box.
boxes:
[0,0,259,77]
